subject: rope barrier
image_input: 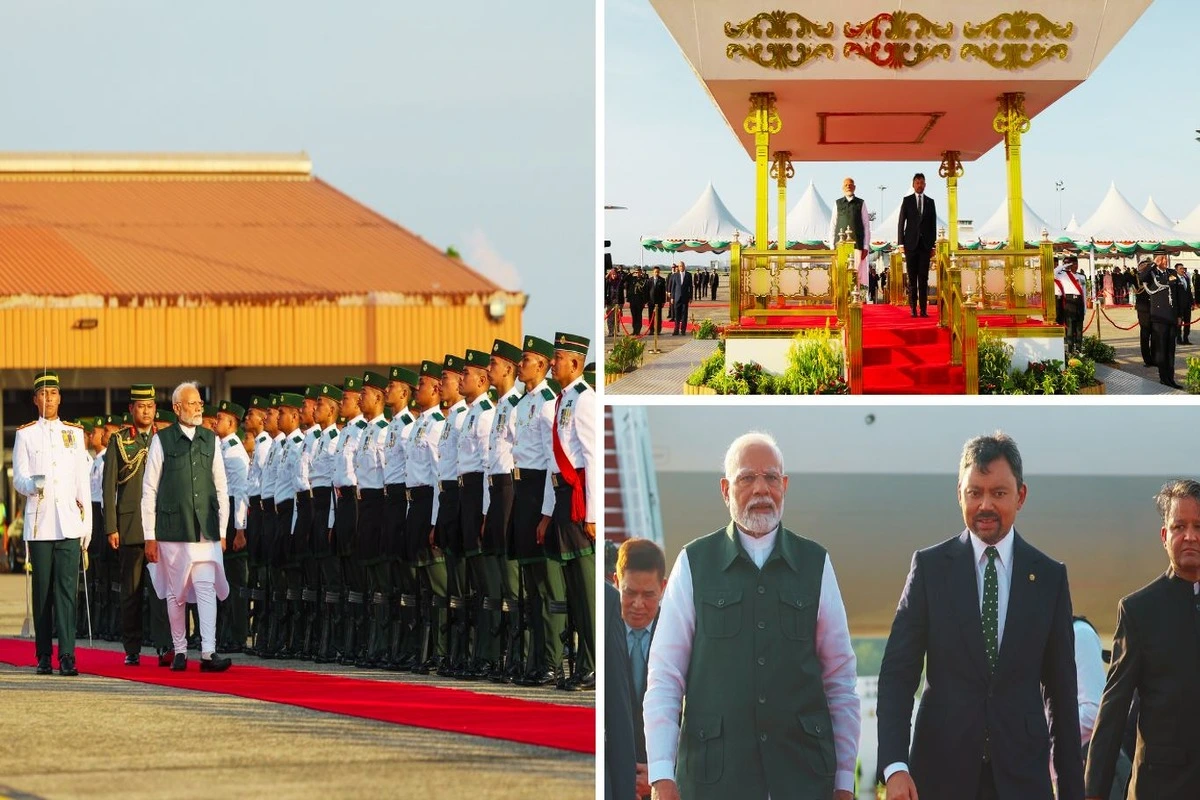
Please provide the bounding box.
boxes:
[1097,304,1140,331]
[1081,304,1097,333]
[606,305,668,341]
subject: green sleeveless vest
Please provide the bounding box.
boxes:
[677,523,835,799]
[835,196,865,249]
[154,426,220,543]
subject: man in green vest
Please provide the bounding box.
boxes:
[141,381,232,672]
[644,432,859,800]
[104,383,171,667]
[828,176,872,295]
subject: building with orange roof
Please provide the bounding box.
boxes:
[0,152,525,508]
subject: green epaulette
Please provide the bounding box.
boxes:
[574,382,590,394]
[355,419,368,429]
[256,433,269,443]
[540,387,555,401]
[226,439,237,449]
[508,393,521,407]
[327,428,338,439]
[290,433,303,444]
[400,412,414,425]
[480,399,492,411]
[432,412,445,422]
[375,418,388,429]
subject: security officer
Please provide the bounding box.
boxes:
[332,376,367,664]
[214,400,250,653]
[483,339,524,682]
[435,355,470,676]
[1140,254,1183,388]
[309,383,342,663]
[405,361,449,673]
[1132,258,1156,368]
[354,370,391,667]
[511,336,565,686]
[253,394,285,656]
[201,404,219,433]
[268,392,305,657]
[104,383,171,667]
[153,408,176,428]
[549,332,597,690]
[458,349,497,679]
[1054,256,1086,355]
[289,386,323,659]
[96,414,123,639]
[381,367,419,669]
[13,371,91,676]
[83,416,107,639]
[243,395,272,654]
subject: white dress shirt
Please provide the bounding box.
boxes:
[90,450,106,505]
[483,385,522,514]
[355,414,388,491]
[294,425,321,493]
[436,399,468,486]
[405,405,446,521]
[644,526,861,794]
[553,377,598,524]
[383,410,415,486]
[247,432,270,497]
[272,429,304,504]
[12,417,92,543]
[332,414,366,489]
[309,424,338,488]
[512,380,557,517]
[884,528,1016,782]
[220,432,250,530]
[1073,619,1105,746]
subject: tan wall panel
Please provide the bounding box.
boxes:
[0,304,523,369]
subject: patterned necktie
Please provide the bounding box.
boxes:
[917,194,923,216]
[983,546,999,672]
[630,627,649,697]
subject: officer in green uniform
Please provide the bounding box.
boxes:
[435,355,470,676]
[104,383,171,667]
[243,395,272,654]
[332,376,367,664]
[291,386,322,659]
[214,400,250,652]
[457,349,497,678]
[309,384,342,663]
[99,413,123,639]
[268,392,305,657]
[380,367,418,669]
[354,370,391,666]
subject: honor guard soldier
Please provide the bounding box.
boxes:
[353,371,391,667]
[511,336,566,687]
[82,416,107,639]
[381,367,419,669]
[104,383,171,667]
[332,376,366,664]
[13,371,91,676]
[153,408,177,429]
[267,392,305,657]
[309,383,342,663]
[289,386,323,659]
[549,332,597,690]
[98,413,123,638]
[252,394,285,656]
[201,404,219,433]
[458,349,497,679]
[483,339,525,682]
[405,361,449,673]
[243,395,272,654]
[214,400,250,653]
[435,355,470,676]
[583,362,596,389]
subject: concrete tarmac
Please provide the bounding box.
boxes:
[0,574,593,800]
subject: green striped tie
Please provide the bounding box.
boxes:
[983,546,999,672]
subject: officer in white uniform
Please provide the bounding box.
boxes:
[381,367,418,669]
[215,400,250,652]
[309,383,342,663]
[457,348,497,678]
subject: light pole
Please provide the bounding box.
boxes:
[877,184,887,217]
[1055,180,1065,230]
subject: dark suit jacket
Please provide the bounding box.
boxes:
[1084,570,1200,799]
[877,530,1083,800]
[649,276,667,305]
[898,192,937,254]
[668,271,693,303]
[605,584,637,800]
[102,426,155,545]
[626,615,659,765]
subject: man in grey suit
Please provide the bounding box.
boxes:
[605,582,637,800]
[877,432,1083,800]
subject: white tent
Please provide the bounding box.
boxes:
[640,182,753,253]
[869,200,947,248]
[781,180,833,248]
[1064,214,1081,236]
[973,198,1053,246]
[1174,201,1200,239]
[1076,183,1186,248]
[1141,196,1175,229]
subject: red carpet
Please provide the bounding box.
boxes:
[859,305,965,395]
[0,639,592,754]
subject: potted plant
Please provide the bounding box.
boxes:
[604,334,644,383]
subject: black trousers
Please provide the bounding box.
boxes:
[629,303,644,335]
[1152,319,1178,384]
[119,543,169,655]
[905,245,932,314]
[29,539,81,660]
[672,300,689,334]
[1137,305,1155,364]
[1061,296,1084,353]
[649,303,665,334]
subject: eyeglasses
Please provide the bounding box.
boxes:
[732,471,784,488]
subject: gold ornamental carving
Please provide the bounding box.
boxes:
[724,12,835,40]
[843,41,950,69]
[938,150,964,180]
[962,42,1068,70]
[769,151,794,181]
[844,11,953,41]
[727,41,836,70]
[744,92,782,136]
[992,93,1031,136]
[963,11,1074,40]
[843,11,953,69]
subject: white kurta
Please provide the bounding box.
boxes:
[140,425,230,605]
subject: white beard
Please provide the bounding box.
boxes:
[180,412,203,427]
[730,497,783,536]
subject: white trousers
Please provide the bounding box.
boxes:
[167,561,217,656]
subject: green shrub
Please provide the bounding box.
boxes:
[1066,356,1098,388]
[1009,359,1080,395]
[775,328,847,395]
[694,319,719,340]
[686,348,725,386]
[1187,356,1200,394]
[605,335,644,374]
[977,333,1013,395]
[1079,335,1116,364]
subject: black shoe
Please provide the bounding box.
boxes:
[200,654,232,673]
[157,649,173,668]
[516,669,556,687]
[124,654,140,667]
[170,653,187,671]
[1163,379,1183,389]
[36,656,53,676]
[920,311,929,318]
[578,670,596,690]
[910,309,917,317]
[59,655,78,677]
[1143,362,1156,367]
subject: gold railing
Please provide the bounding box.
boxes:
[729,242,853,322]
[889,251,905,306]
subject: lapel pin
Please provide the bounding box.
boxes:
[1028,573,1036,582]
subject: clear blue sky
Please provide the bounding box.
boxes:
[605,0,1198,266]
[0,1,595,343]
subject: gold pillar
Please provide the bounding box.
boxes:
[964,301,980,395]
[730,235,742,324]
[993,93,1030,251]
[846,298,863,394]
[936,237,950,330]
[770,151,793,252]
[1039,234,1056,323]
[744,92,781,252]
[939,150,964,252]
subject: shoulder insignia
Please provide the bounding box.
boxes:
[401,413,414,425]
[508,394,521,407]
[256,433,269,443]
[17,420,36,431]
[226,439,236,449]
[291,434,303,443]
[375,419,388,429]
[355,419,368,429]
[573,382,590,394]
[327,429,338,439]
[480,400,492,411]
[432,412,445,422]
[64,420,84,429]
[540,387,555,401]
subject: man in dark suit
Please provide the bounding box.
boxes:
[877,432,1083,800]
[604,582,637,800]
[668,263,693,335]
[1139,254,1182,388]
[1084,479,1200,800]
[614,537,666,800]
[648,266,668,335]
[1132,260,1155,367]
[627,267,649,336]
[897,172,938,317]
[1174,263,1192,344]
[710,269,719,301]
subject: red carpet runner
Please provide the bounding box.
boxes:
[0,639,592,754]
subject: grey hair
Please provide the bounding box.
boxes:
[1154,479,1200,521]
[723,431,784,480]
[959,431,1023,488]
[171,381,202,405]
